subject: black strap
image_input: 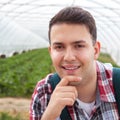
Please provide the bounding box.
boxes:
[49,73,61,90]
[113,67,120,116]
[49,73,72,120]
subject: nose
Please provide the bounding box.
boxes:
[63,48,76,62]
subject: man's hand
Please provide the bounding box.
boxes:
[41,76,81,120]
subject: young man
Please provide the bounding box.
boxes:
[30,6,119,120]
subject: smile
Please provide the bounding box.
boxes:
[62,66,80,70]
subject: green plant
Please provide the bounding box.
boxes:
[0,48,52,97]
[0,48,119,97]
[0,113,20,120]
[98,53,119,67]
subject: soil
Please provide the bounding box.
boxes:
[0,97,31,120]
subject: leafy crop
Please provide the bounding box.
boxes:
[0,112,20,120]
[0,48,52,97]
[0,48,119,97]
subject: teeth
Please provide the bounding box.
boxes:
[64,67,78,70]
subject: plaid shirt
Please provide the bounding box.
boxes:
[29,61,119,120]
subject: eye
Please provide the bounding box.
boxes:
[75,44,85,48]
[54,45,64,51]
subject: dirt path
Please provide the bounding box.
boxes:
[0,97,31,120]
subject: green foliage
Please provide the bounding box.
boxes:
[0,48,119,97]
[0,113,20,120]
[0,48,52,97]
[98,53,119,67]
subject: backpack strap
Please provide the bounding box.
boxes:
[112,67,120,116]
[49,73,72,120]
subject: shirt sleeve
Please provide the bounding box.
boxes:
[29,79,52,120]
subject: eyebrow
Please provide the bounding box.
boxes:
[52,40,86,45]
[52,42,63,46]
[72,40,86,44]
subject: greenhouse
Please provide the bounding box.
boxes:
[0,0,120,65]
[1,0,120,120]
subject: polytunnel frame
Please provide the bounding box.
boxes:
[87,0,120,65]
[0,0,120,65]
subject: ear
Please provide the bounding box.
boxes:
[94,41,101,59]
[48,46,51,55]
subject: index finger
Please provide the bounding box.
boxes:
[57,76,81,86]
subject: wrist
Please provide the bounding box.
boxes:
[41,109,58,120]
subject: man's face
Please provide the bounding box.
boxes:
[49,23,100,85]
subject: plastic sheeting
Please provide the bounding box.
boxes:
[0,15,49,57]
[0,0,120,65]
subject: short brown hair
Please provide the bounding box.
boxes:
[48,6,97,45]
